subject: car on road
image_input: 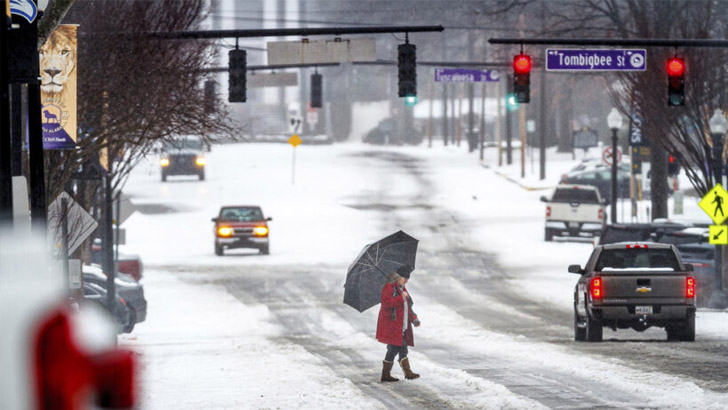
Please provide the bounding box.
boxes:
[594,220,690,246]
[212,206,272,255]
[160,135,207,181]
[540,184,606,241]
[654,227,714,307]
[570,242,696,342]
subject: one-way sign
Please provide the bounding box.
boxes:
[546,49,646,71]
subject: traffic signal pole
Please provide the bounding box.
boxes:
[0,2,12,226]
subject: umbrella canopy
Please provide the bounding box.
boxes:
[343,230,419,312]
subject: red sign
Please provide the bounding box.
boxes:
[603,146,622,166]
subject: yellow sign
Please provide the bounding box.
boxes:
[5,0,10,18]
[699,183,728,225]
[288,134,302,147]
[710,225,728,245]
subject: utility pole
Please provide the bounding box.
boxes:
[520,105,526,178]
[505,75,513,165]
[0,0,13,226]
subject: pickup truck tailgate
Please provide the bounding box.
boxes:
[549,202,602,223]
[599,271,689,299]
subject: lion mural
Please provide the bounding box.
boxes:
[39,25,77,98]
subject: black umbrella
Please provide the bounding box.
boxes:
[343,230,419,312]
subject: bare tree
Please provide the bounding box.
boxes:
[44,0,234,206]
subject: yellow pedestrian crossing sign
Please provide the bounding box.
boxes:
[710,225,728,245]
[699,183,728,225]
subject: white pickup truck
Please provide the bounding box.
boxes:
[540,184,606,241]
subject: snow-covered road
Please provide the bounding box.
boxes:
[120,142,728,409]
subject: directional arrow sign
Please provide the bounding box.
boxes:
[546,49,646,71]
[699,184,728,225]
[710,225,728,245]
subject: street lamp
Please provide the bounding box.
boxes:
[607,108,623,224]
[709,109,728,306]
[709,109,727,187]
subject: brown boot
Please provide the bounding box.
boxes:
[381,360,399,382]
[399,357,420,380]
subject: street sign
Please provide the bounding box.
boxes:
[267,38,376,65]
[629,113,645,146]
[710,225,728,245]
[602,146,622,166]
[247,72,298,88]
[288,134,302,147]
[47,192,98,255]
[631,145,650,162]
[545,49,647,71]
[699,183,728,225]
[112,193,136,226]
[433,68,499,82]
[572,127,598,149]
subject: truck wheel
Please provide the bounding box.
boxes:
[215,244,224,256]
[260,245,270,255]
[161,172,167,182]
[574,315,586,341]
[545,229,554,242]
[666,325,680,341]
[679,314,696,342]
[199,171,205,181]
[586,314,603,342]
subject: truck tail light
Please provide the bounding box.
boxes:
[591,277,603,299]
[253,226,269,237]
[598,208,603,220]
[626,244,648,249]
[217,226,233,237]
[546,206,551,217]
[686,276,696,298]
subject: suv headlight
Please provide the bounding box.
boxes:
[196,157,206,166]
[160,158,170,167]
[253,226,269,236]
[217,226,233,237]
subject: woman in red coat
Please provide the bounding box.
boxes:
[376,265,421,382]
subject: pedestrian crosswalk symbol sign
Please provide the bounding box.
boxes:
[699,183,728,225]
[710,225,728,245]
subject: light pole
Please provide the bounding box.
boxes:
[607,108,623,224]
[709,109,727,305]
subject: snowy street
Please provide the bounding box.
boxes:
[121,142,728,409]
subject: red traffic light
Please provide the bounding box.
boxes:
[666,57,685,77]
[513,54,532,75]
[669,154,675,163]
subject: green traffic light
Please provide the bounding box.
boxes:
[506,93,519,111]
[404,95,418,106]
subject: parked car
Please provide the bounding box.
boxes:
[83,264,147,330]
[540,184,606,241]
[91,239,144,281]
[595,221,690,246]
[81,281,135,334]
[560,167,630,203]
[570,242,697,342]
[212,206,272,255]
[160,135,206,181]
[654,227,714,307]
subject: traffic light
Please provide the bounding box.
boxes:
[666,57,685,106]
[204,80,216,114]
[513,54,531,103]
[506,93,519,111]
[228,49,247,103]
[668,154,681,176]
[398,43,417,98]
[310,73,322,108]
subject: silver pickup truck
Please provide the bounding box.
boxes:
[570,242,696,342]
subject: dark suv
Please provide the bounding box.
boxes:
[160,136,206,181]
[212,206,272,255]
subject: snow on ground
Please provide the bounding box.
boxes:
[120,139,728,409]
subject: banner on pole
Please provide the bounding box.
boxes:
[40,24,78,149]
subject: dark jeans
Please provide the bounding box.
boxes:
[384,332,408,362]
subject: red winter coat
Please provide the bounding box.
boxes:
[376,282,418,346]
